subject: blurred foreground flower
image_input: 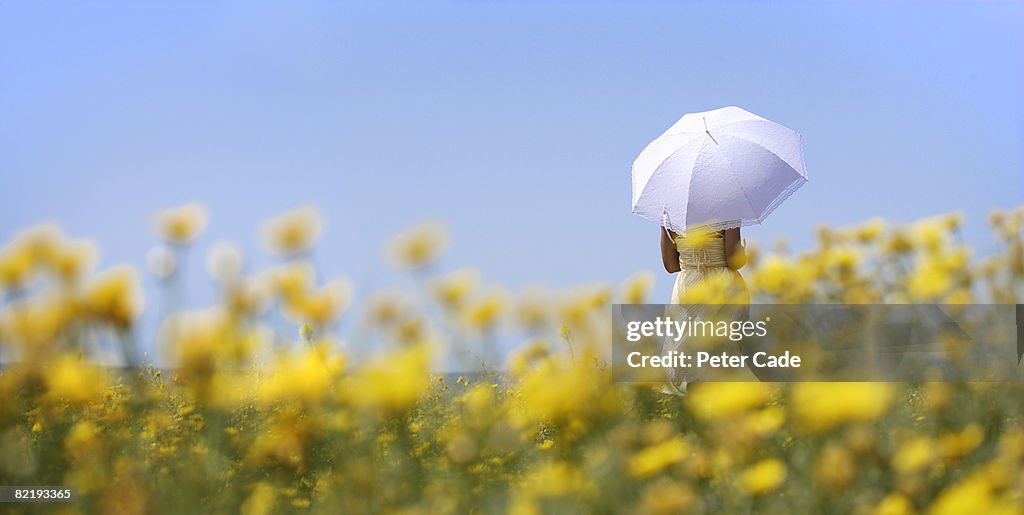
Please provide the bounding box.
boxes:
[459,286,508,333]
[45,355,110,405]
[363,289,417,327]
[0,242,32,290]
[81,265,144,329]
[206,241,244,282]
[282,277,354,328]
[388,220,448,270]
[619,271,655,304]
[739,458,786,494]
[154,202,208,245]
[300,323,315,345]
[0,224,98,289]
[790,382,894,433]
[262,206,323,256]
[258,344,344,404]
[344,344,433,413]
[687,382,773,421]
[429,267,480,310]
[145,245,176,280]
[0,205,1022,514]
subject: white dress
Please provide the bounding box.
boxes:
[665,228,750,392]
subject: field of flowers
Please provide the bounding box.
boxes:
[0,205,1022,514]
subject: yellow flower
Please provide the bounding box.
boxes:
[791,383,894,433]
[505,339,550,377]
[155,202,208,244]
[558,324,573,341]
[514,284,551,329]
[752,255,798,295]
[363,289,417,326]
[743,406,786,437]
[0,244,33,290]
[345,344,433,413]
[445,432,477,464]
[619,271,655,304]
[687,383,772,421]
[816,443,855,489]
[910,216,950,252]
[258,344,345,404]
[81,265,144,328]
[162,309,264,384]
[65,420,100,453]
[922,382,952,411]
[629,436,689,478]
[514,353,609,428]
[46,355,108,404]
[52,238,97,282]
[680,227,716,248]
[388,220,448,270]
[13,223,64,266]
[241,482,277,515]
[7,207,1024,512]
[998,427,1024,459]
[883,230,914,254]
[459,287,508,331]
[429,267,480,309]
[855,218,887,243]
[938,423,984,459]
[222,277,272,317]
[0,294,75,351]
[928,471,1013,515]
[283,278,354,327]
[558,283,613,326]
[0,224,69,288]
[739,458,786,494]
[299,323,315,345]
[873,493,914,515]
[907,255,954,300]
[987,208,1006,227]
[893,436,935,474]
[822,246,863,274]
[460,384,496,418]
[262,206,323,256]
[268,261,316,302]
[392,316,433,346]
[519,461,592,498]
[636,478,698,515]
[943,210,965,231]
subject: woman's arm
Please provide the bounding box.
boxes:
[723,227,746,270]
[661,228,681,273]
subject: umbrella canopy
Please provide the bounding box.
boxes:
[631,106,807,234]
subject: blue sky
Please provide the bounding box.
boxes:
[1,1,1022,354]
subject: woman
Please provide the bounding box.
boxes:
[661,226,747,300]
[660,225,750,392]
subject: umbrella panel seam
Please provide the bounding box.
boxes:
[712,136,760,224]
[632,137,706,229]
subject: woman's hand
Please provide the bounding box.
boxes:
[661,227,681,273]
[724,228,746,270]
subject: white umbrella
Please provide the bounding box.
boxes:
[631,106,807,234]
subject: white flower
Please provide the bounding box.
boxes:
[146,246,176,280]
[206,241,244,282]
